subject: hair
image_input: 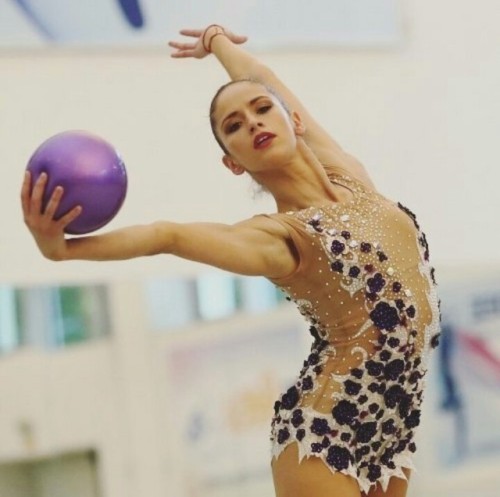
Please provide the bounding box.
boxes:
[209,78,290,155]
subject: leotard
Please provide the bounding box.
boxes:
[265,168,441,494]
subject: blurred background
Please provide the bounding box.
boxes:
[1,0,499,496]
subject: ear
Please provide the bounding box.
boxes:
[292,111,306,136]
[222,155,246,175]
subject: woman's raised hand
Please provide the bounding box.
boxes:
[21,172,82,261]
[168,25,247,59]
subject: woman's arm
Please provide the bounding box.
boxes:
[66,218,296,279]
[21,172,297,278]
[170,25,375,188]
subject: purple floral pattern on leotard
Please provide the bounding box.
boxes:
[269,172,441,494]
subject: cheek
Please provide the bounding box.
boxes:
[221,135,236,154]
[274,112,295,135]
[224,133,250,156]
[217,130,239,154]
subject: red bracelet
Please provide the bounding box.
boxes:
[202,24,225,53]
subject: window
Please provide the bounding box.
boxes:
[144,272,288,331]
[196,272,238,320]
[1,284,110,352]
[145,277,199,331]
[0,286,19,354]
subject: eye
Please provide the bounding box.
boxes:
[226,122,241,134]
[257,105,272,114]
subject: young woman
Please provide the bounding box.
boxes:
[22,24,441,497]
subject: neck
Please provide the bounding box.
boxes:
[252,139,342,213]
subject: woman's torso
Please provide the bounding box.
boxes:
[265,169,441,491]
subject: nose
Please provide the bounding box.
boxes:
[249,120,263,134]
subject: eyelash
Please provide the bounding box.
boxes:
[227,122,241,133]
[225,104,273,134]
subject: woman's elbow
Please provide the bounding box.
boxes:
[149,221,176,256]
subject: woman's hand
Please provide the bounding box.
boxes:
[21,171,82,261]
[168,25,247,59]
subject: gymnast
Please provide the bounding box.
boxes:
[22,24,441,497]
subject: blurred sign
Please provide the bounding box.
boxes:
[166,322,304,497]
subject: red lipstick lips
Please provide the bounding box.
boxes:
[254,132,276,149]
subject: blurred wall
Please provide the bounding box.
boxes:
[1,0,498,284]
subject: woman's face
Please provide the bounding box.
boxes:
[213,81,303,174]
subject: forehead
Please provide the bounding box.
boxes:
[213,81,275,122]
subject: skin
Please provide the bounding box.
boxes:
[272,442,411,497]
[21,25,410,497]
[213,80,354,212]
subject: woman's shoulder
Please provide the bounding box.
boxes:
[238,213,292,237]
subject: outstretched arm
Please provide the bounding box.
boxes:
[21,172,297,279]
[169,25,374,188]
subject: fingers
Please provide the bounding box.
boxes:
[21,171,32,217]
[44,185,63,219]
[168,39,199,58]
[234,35,248,44]
[40,182,82,227]
[30,172,47,215]
[168,40,196,50]
[22,172,73,225]
[57,205,82,229]
[170,51,196,59]
[174,28,248,44]
[169,26,248,60]
[178,29,203,37]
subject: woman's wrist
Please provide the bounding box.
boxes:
[202,24,227,53]
[45,241,68,261]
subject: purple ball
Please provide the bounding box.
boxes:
[26,130,127,235]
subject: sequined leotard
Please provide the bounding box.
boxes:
[264,167,441,494]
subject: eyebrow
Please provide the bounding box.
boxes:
[221,95,269,128]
